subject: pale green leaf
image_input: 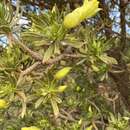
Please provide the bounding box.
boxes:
[50,98,59,117]
[43,44,54,61]
[35,97,44,109]
[99,54,118,65]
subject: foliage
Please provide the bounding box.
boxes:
[0,0,130,130]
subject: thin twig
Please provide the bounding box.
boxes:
[17,62,40,86]
[18,41,43,61]
[60,108,75,122]
[18,40,81,64]
[16,39,82,87]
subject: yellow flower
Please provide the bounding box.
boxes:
[21,126,40,130]
[54,67,71,80]
[63,0,101,29]
[0,99,8,109]
[58,85,67,92]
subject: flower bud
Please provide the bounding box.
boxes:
[58,85,67,92]
[54,67,71,80]
[63,0,101,29]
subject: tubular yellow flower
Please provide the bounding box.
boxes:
[21,126,40,130]
[63,0,101,29]
[54,67,71,80]
[0,99,8,109]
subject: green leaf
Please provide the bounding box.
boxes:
[99,54,118,65]
[16,91,27,118]
[106,127,116,130]
[54,96,62,103]
[50,98,59,117]
[21,32,45,41]
[35,97,44,109]
[43,44,54,61]
[54,42,60,54]
[91,65,100,72]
